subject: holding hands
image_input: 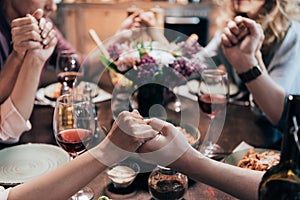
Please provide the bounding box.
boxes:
[92,110,191,168]
[91,110,159,166]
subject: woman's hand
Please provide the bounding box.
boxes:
[138,118,191,167]
[221,16,264,73]
[11,9,57,62]
[90,110,157,166]
[11,10,43,59]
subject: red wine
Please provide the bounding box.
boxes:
[56,128,93,156]
[57,72,81,88]
[198,94,226,118]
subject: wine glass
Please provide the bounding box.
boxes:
[56,50,82,94]
[53,93,95,200]
[197,69,229,157]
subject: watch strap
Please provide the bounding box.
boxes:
[238,65,262,83]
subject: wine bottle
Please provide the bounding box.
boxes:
[258,95,300,199]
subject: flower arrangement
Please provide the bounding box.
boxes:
[100,34,207,89]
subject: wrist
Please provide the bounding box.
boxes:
[12,50,24,62]
[237,65,262,83]
[89,137,129,167]
[169,147,205,175]
[234,56,258,74]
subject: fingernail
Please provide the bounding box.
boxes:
[43,39,48,45]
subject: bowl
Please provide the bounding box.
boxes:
[106,161,140,188]
[168,120,201,149]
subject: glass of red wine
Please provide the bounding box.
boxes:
[56,50,82,94]
[197,69,229,157]
[53,93,95,199]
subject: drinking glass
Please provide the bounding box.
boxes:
[197,69,229,157]
[53,93,95,200]
[56,50,82,94]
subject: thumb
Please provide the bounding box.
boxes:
[148,118,170,135]
[32,9,44,20]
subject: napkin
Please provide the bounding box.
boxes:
[174,84,197,101]
[232,141,254,153]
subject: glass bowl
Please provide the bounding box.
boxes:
[106,161,140,188]
[168,120,201,149]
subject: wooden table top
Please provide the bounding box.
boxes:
[0,88,280,199]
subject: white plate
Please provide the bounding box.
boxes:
[224,148,280,169]
[175,81,239,101]
[44,81,100,100]
[35,82,112,107]
[0,143,69,186]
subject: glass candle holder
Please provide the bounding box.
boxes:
[148,166,188,200]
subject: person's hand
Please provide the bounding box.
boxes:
[27,16,57,62]
[11,9,43,59]
[117,11,153,42]
[221,16,264,73]
[11,9,57,62]
[90,110,158,166]
[119,12,142,31]
[139,11,156,28]
[137,118,191,167]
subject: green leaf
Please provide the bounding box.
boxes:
[170,36,181,44]
[99,55,118,72]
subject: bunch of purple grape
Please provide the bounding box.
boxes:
[189,55,207,73]
[179,40,203,58]
[107,43,123,61]
[169,57,196,77]
[136,54,158,82]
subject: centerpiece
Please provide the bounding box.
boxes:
[100,33,207,117]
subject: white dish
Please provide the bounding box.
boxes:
[224,148,280,170]
[175,81,239,101]
[35,82,112,107]
[0,143,69,186]
[44,81,100,100]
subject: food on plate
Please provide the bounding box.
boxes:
[176,126,198,146]
[51,84,62,99]
[237,149,280,171]
[44,82,99,100]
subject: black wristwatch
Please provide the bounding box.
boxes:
[237,65,262,83]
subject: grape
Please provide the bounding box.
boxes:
[136,55,158,83]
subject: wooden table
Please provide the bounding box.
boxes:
[0,93,280,199]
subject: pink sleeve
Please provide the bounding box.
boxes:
[0,97,31,143]
[0,186,11,200]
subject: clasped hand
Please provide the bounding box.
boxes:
[11,8,57,61]
[92,110,191,167]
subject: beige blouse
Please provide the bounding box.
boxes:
[0,97,31,143]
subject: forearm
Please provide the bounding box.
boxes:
[10,54,44,120]
[170,148,263,200]
[0,51,23,104]
[245,72,285,125]
[231,53,284,125]
[147,28,169,46]
[9,150,106,200]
